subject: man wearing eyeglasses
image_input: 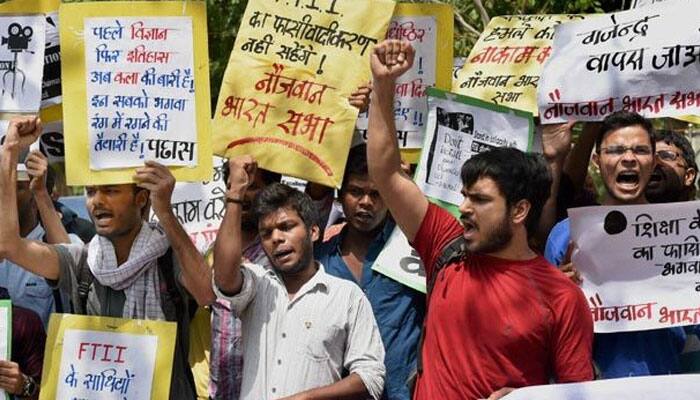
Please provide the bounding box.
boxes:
[646,130,697,204]
[545,111,688,379]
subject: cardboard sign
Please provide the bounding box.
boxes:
[212,0,395,188]
[0,300,11,400]
[60,1,212,185]
[538,0,700,122]
[40,314,176,400]
[570,201,700,332]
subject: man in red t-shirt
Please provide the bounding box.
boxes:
[366,39,594,400]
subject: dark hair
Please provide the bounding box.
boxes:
[595,111,655,154]
[653,130,698,173]
[253,183,319,230]
[460,147,552,236]
[341,144,368,191]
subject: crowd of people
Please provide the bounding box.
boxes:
[0,38,698,400]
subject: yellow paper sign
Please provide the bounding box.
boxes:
[212,0,395,188]
[0,0,58,13]
[454,15,587,115]
[40,314,177,400]
[60,1,212,185]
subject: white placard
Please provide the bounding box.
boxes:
[414,92,532,206]
[56,329,157,399]
[85,17,197,169]
[0,15,46,112]
[503,374,700,400]
[0,302,9,400]
[356,15,438,148]
[538,0,700,123]
[42,11,61,108]
[570,201,700,333]
[373,227,427,293]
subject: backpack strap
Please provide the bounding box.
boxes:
[76,244,93,314]
[157,248,180,322]
[415,235,467,375]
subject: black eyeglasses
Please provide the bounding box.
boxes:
[656,149,684,163]
[600,145,653,157]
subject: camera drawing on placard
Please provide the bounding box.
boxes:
[425,106,473,185]
[1,22,34,99]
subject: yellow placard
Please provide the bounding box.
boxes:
[392,3,453,164]
[676,115,700,125]
[212,0,395,188]
[454,15,588,115]
[40,313,177,400]
[0,0,58,13]
[60,1,212,185]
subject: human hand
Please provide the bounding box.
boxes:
[3,116,41,152]
[481,387,515,400]
[133,160,176,217]
[26,150,49,194]
[541,120,575,163]
[561,243,582,285]
[227,155,258,198]
[370,39,414,84]
[348,83,372,112]
[0,360,25,395]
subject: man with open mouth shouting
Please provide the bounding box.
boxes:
[366,39,594,400]
[546,112,688,379]
[212,156,385,400]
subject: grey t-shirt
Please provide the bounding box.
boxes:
[53,243,196,400]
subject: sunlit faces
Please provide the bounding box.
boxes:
[258,207,319,275]
[86,184,147,239]
[594,125,655,205]
[458,177,514,255]
[340,174,388,234]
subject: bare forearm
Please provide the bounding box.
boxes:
[290,373,370,400]
[367,81,403,185]
[535,158,564,250]
[213,200,245,295]
[0,143,21,257]
[564,123,598,190]
[158,211,215,305]
[34,190,70,244]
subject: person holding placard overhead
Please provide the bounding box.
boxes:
[366,39,594,400]
[0,116,215,399]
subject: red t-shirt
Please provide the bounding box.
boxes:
[412,204,593,400]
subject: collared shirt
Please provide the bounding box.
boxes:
[213,262,386,400]
[315,221,425,400]
[209,240,268,400]
[0,225,61,327]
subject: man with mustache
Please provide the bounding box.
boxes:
[316,144,425,400]
[0,116,215,399]
[212,156,385,400]
[366,39,593,400]
[646,130,697,204]
[545,112,688,378]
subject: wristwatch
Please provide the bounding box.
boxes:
[19,374,37,398]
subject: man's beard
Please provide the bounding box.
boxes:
[465,212,513,254]
[646,168,686,204]
[270,236,314,275]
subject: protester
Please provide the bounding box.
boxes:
[0,116,215,399]
[212,156,385,399]
[0,149,78,327]
[545,111,688,378]
[0,287,45,400]
[646,130,697,204]
[209,160,280,400]
[366,39,593,400]
[316,143,425,400]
